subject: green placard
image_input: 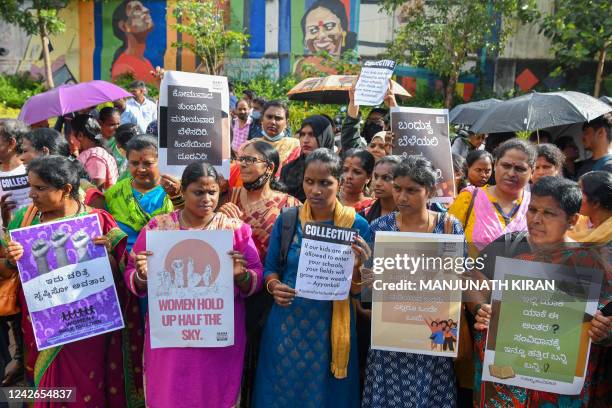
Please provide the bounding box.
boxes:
[493,274,587,383]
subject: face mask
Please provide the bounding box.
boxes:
[363,122,383,141]
[251,110,261,120]
[243,171,272,191]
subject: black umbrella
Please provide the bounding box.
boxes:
[449,98,501,126]
[599,95,612,106]
[470,91,611,134]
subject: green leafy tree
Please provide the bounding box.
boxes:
[0,0,67,88]
[299,50,362,78]
[536,0,611,97]
[379,0,535,108]
[172,0,249,75]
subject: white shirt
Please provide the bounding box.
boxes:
[126,97,157,133]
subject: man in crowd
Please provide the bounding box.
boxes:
[577,113,612,176]
[231,99,253,155]
[125,80,157,133]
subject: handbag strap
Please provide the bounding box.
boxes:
[464,187,479,227]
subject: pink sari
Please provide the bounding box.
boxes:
[11,207,143,408]
[125,211,263,408]
[465,185,530,251]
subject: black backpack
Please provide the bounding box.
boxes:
[245,206,300,334]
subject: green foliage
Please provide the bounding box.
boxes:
[0,73,46,109]
[112,73,159,99]
[0,0,66,36]
[233,75,298,101]
[299,50,362,78]
[534,0,611,67]
[378,0,536,105]
[172,0,249,75]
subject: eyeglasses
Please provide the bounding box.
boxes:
[236,156,268,165]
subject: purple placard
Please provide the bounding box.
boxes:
[10,214,124,350]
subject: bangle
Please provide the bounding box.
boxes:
[266,278,280,294]
[135,270,147,283]
[351,279,363,286]
[236,269,251,283]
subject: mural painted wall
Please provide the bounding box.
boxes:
[1,0,607,100]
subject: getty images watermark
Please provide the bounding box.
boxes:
[370,253,556,292]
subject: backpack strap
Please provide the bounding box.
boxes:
[279,206,301,270]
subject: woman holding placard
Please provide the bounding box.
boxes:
[127,162,263,408]
[472,176,611,407]
[361,156,463,408]
[219,140,300,405]
[3,155,136,407]
[253,148,371,407]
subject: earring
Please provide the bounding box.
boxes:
[342,32,346,47]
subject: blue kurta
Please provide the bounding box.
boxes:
[253,215,371,408]
[362,212,463,408]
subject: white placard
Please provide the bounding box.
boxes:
[147,230,234,348]
[158,70,230,178]
[354,60,396,106]
[295,223,357,301]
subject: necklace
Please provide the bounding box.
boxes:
[179,210,215,230]
[398,211,432,233]
[39,201,82,223]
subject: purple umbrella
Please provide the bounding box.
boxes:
[18,80,133,125]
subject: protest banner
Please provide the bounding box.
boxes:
[158,70,230,178]
[391,107,455,202]
[10,214,124,350]
[482,257,602,394]
[371,232,464,357]
[295,223,357,301]
[354,60,397,106]
[146,230,234,348]
[0,173,30,216]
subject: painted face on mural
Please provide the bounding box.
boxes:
[122,1,153,35]
[304,7,345,55]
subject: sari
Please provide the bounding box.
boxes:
[474,246,611,408]
[230,187,301,260]
[125,211,263,408]
[8,205,144,408]
[449,185,530,255]
[229,187,300,407]
[104,177,173,252]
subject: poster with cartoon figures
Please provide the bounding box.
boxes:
[370,231,463,358]
[146,230,234,348]
[10,214,124,351]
